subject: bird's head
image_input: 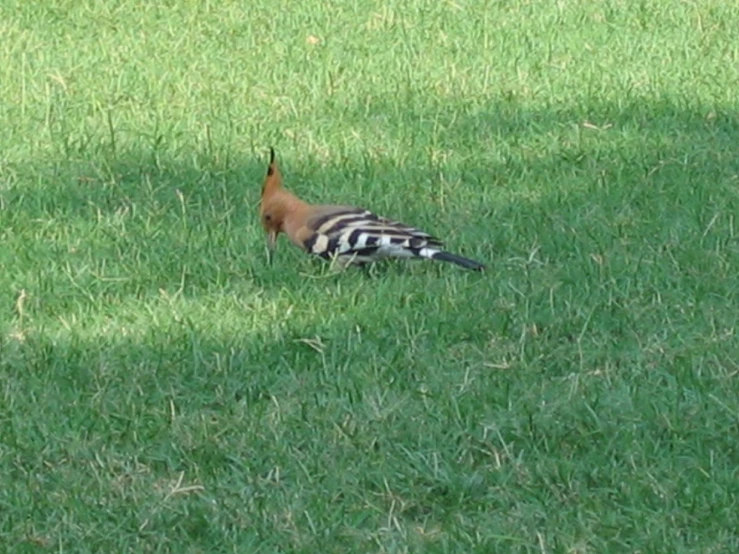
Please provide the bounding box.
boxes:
[259,147,288,261]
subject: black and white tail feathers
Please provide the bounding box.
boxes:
[431,250,486,271]
[300,207,485,271]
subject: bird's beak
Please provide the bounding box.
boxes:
[266,231,277,264]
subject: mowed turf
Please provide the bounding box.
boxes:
[2,0,739,551]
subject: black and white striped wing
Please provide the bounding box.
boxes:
[302,207,443,265]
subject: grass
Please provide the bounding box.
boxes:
[1,0,739,551]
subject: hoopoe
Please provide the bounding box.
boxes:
[259,148,486,271]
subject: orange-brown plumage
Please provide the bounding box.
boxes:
[258,148,485,271]
[259,148,311,253]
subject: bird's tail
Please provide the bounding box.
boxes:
[430,250,486,271]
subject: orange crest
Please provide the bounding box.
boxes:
[261,147,282,200]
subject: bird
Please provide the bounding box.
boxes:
[258,148,486,271]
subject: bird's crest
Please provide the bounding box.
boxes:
[261,147,282,198]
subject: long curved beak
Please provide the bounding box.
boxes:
[266,231,277,264]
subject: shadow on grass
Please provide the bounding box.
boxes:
[2,96,739,550]
[3,94,738,291]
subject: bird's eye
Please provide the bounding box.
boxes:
[264,214,272,222]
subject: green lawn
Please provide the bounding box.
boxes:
[2,0,739,551]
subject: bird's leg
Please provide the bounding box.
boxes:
[329,253,355,273]
[335,253,373,277]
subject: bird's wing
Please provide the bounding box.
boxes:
[299,205,444,261]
